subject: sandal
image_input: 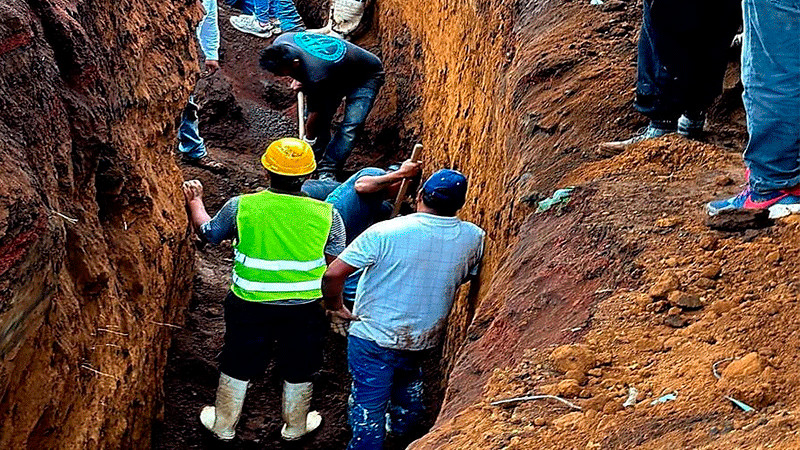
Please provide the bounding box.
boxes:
[182,154,227,174]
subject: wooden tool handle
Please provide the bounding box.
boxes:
[391,143,423,218]
[297,92,305,138]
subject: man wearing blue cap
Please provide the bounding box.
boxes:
[322,169,485,450]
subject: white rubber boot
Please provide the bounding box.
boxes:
[331,0,366,37]
[199,373,248,441]
[280,381,322,441]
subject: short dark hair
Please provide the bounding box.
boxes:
[260,45,294,73]
[268,171,306,192]
[421,190,462,216]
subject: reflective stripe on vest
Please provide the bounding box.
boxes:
[234,249,326,272]
[232,273,322,293]
[232,190,333,302]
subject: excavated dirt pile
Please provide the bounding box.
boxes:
[0,1,197,447]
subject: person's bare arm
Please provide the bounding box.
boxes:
[183,180,212,229]
[322,258,359,320]
[354,160,422,194]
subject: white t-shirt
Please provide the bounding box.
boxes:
[338,213,485,351]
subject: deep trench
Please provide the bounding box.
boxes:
[151,5,450,449]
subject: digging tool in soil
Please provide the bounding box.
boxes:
[391,143,423,218]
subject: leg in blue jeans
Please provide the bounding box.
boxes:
[742,0,800,193]
[318,80,382,174]
[387,365,425,437]
[273,0,305,31]
[178,96,207,159]
[253,0,270,24]
[347,336,425,450]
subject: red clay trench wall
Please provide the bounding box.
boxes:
[0,0,197,447]
[368,0,654,444]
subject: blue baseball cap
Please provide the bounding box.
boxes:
[421,169,468,210]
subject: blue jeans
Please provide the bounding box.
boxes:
[347,336,425,450]
[253,0,304,31]
[301,178,342,200]
[316,79,383,174]
[178,96,206,159]
[742,0,800,193]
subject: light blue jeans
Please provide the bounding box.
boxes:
[177,96,206,159]
[253,0,304,31]
[742,0,800,193]
[347,336,425,450]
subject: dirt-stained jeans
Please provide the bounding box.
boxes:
[742,0,800,193]
[253,0,304,31]
[347,335,425,450]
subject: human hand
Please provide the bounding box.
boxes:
[182,180,204,203]
[398,159,422,178]
[328,305,359,322]
[290,79,303,92]
[203,60,219,77]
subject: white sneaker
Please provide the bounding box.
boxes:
[230,14,275,38]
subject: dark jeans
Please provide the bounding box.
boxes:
[313,78,383,174]
[635,0,741,121]
[219,292,326,383]
[742,0,800,193]
[347,336,426,450]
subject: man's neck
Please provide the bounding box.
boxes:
[268,187,306,197]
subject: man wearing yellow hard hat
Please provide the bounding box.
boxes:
[182,138,351,442]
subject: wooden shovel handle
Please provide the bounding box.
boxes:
[391,144,423,218]
[297,92,305,138]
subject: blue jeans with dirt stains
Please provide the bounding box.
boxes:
[347,335,425,450]
[742,0,800,193]
[315,78,383,175]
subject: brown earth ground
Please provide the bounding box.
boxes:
[154,1,800,450]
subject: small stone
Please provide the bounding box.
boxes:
[551,345,596,374]
[656,217,681,228]
[587,368,603,377]
[695,278,716,290]
[715,175,734,186]
[766,251,781,263]
[668,290,703,310]
[667,306,681,316]
[664,257,678,267]
[534,417,546,426]
[699,235,718,251]
[710,300,735,314]
[700,264,722,279]
[722,353,763,379]
[664,315,688,328]
[566,369,588,386]
[648,273,679,299]
[557,379,582,398]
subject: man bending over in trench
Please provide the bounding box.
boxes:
[322,169,485,449]
[183,138,348,442]
[259,32,385,181]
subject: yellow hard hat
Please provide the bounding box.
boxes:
[260,138,316,176]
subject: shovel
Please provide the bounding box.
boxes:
[390,143,423,218]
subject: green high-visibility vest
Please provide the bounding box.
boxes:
[232,190,333,302]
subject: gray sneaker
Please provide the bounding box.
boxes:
[230,15,275,38]
[677,114,705,139]
[598,122,677,156]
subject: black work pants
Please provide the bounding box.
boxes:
[635,0,742,121]
[219,292,327,383]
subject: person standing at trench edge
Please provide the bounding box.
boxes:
[322,169,485,449]
[177,0,226,173]
[599,0,741,153]
[259,32,385,181]
[707,0,800,217]
[182,138,349,442]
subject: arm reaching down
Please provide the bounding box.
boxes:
[183,180,212,229]
[322,258,359,320]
